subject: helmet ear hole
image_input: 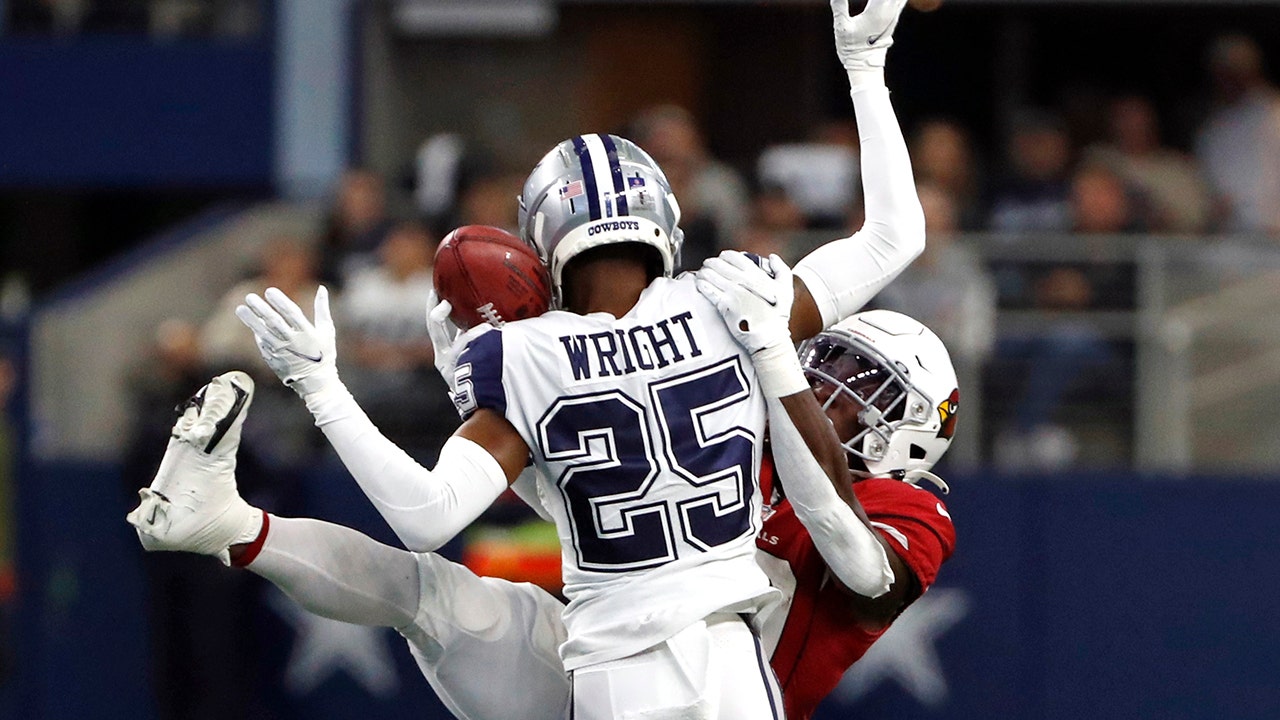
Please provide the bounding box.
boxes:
[909,444,928,460]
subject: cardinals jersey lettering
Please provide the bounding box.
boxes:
[453,275,777,671]
[754,458,956,720]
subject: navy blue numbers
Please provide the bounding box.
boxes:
[538,358,756,571]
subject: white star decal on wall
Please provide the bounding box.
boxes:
[268,590,401,698]
[834,587,970,707]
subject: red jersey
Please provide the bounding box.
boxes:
[754,455,956,720]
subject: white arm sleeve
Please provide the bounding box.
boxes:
[303,384,509,552]
[793,85,925,329]
[766,394,894,598]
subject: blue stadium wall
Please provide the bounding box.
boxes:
[7,450,1279,719]
[0,39,273,187]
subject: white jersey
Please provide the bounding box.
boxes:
[452,275,778,670]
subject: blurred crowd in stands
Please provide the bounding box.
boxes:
[6,0,263,38]
[114,32,1280,489]
[4,5,1278,469]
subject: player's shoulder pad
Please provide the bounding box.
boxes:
[855,478,956,565]
[452,326,506,419]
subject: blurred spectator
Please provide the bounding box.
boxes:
[8,0,151,34]
[1067,162,1142,309]
[874,182,996,467]
[454,170,525,233]
[9,0,93,34]
[147,0,260,39]
[910,118,986,231]
[200,236,320,372]
[987,109,1075,233]
[992,266,1119,471]
[200,237,324,466]
[414,133,467,230]
[340,220,459,459]
[629,105,751,269]
[8,0,258,36]
[757,119,862,231]
[1085,96,1211,234]
[121,319,264,720]
[319,168,394,286]
[413,135,526,237]
[731,184,806,262]
[1070,161,1145,235]
[125,319,208,420]
[1195,34,1280,236]
[989,161,1137,469]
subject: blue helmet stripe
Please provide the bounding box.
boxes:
[601,134,629,216]
[571,136,603,221]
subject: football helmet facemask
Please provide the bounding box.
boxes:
[518,134,684,308]
[798,309,959,490]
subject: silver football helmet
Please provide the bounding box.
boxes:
[799,310,959,490]
[518,134,684,307]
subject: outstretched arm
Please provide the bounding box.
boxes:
[789,0,925,341]
[236,287,528,553]
[697,254,895,598]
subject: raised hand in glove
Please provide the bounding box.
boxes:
[235,285,340,399]
[831,0,909,75]
[425,289,461,391]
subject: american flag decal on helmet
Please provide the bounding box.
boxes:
[559,180,585,214]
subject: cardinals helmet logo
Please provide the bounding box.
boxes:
[936,388,959,440]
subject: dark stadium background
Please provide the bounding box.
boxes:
[1,1,1278,718]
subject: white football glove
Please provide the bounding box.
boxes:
[425,289,461,391]
[831,0,908,74]
[695,251,808,398]
[235,286,340,399]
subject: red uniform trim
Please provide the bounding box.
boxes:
[230,511,270,568]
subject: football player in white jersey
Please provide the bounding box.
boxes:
[129,302,956,720]
[131,1,923,717]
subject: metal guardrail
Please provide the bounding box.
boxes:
[787,231,1280,473]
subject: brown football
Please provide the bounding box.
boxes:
[433,225,552,330]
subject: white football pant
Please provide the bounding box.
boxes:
[571,613,785,720]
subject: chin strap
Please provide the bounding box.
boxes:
[901,469,950,495]
[867,468,950,495]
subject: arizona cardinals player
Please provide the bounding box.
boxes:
[700,254,958,719]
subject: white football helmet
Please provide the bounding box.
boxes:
[798,310,959,490]
[517,134,684,307]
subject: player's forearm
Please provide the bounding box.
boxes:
[766,394,894,598]
[793,85,924,330]
[304,383,508,552]
[775,392,855,506]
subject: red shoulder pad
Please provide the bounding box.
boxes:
[853,478,956,590]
